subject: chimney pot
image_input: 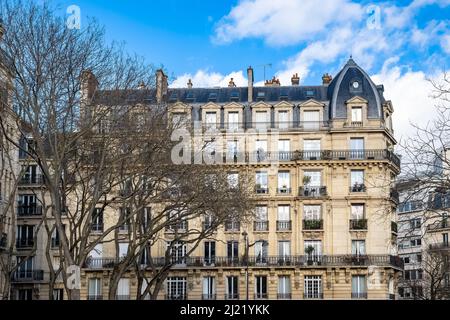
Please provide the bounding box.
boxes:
[291,73,300,86]
[247,67,254,102]
[322,73,332,85]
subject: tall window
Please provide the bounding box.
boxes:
[254,241,268,263]
[277,171,290,193]
[350,170,365,192]
[303,171,321,186]
[16,225,34,247]
[227,241,239,262]
[226,276,239,299]
[117,278,130,300]
[118,242,129,259]
[278,111,289,129]
[16,256,33,278]
[303,111,320,130]
[255,206,268,231]
[303,139,321,159]
[204,241,216,265]
[228,112,239,130]
[350,138,364,159]
[255,171,268,193]
[255,140,267,161]
[351,204,365,219]
[304,276,322,299]
[166,277,187,300]
[255,276,268,299]
[88,278,102,300]
[92,208,103,232]
[227,140,238,160]
[304,240,322,262]
[277,205,291,231]
[205,112,217,129]
[278,276,291,299]
[52,289,64,300]
[278,241,291,260]
[352,240,366,256]
[278,139,290,160]
[168,241,186,264]
[119,207,131,232]
[90,244,103,259]
[202,277,216,300]
[172,113,186,128]
[304,205,321,220]
[351,107,362,122]
[255,111,269,129]
[18,194,38,216]
[352,276,367,299]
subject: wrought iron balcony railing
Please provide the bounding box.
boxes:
[87,295,103,300]
[254,221,269,231]
[303,292,323,299]
[17,205,42,217]
[277,293,292,299]
[349,184,366,193]
[299,186,327,197]
[276,220,292,231]
[19,175,44,185]
[303,219,323,230]
[277,187,291,194]
[224,221,240,232]
[224,293,239,300]
[254,293,268,299]
[91,223,104,233]
[16,238,34,248]
[12,270,44,282]
[351,292,368,299]
[350,219,368,230]
[255,186,269,194]
[165,294,187,300]
[202,294,216,300]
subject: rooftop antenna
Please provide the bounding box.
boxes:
[255,63,272,82]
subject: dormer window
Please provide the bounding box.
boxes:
[186,91,195,102]
[305,90,315,98]
[257,91,265,101]
[279,89,289,101]
[208,92,218,102]
[351,107,362,123]
[230,91,240,102]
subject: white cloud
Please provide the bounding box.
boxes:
[372,58,440,140]
[170,70,247,88]
[441,34,450,53]
[213,0,362,46]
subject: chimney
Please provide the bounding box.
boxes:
[291,73,300,86]
[247,66,254,102]
[138,81,147,90]
[228,78,236,87]
[322,73,332,85]
[187,79,193,89]
[156,69,168,103]
[0,19,5,42]
[265,76,280,87]
[80,69,98,102]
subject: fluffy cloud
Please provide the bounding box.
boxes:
[372,58,441,140]
[213,0,362,46]
[441,34,450,53]
[170,70,247,88]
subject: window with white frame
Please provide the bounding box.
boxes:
[255,140,267,161]
[255,171,268,192]
[277,171,290,193]
[304,205,321,220]
[278,276,291,298]
[278,241,291,258]
[278,111,289,129]
[278,139,290,160]
[254,241,268,262]
[352,240,366,255]
[303,111,320,130]
[227,112,239,130]
[304,240,322,261]
[351,107,362,122]
[352,276,367,298]
[202,277,216,300]
[255,276,267,299]
[351,204,365,219]
[204,241,216,265]
[88,278,102,299]
[350,170,365,191]
[350,138,365,159]
[205,112,217,129]
[227,172,239,188]
[227,276,239,299]
[227,140,238,160]
[168,241,186,264]
[117,278,130,300]
[304,275,322,299]
[166,277,187,300]
[303,139,321,159]
[118,242,129,259]
[255,111,269,129]
[277,205,290,222]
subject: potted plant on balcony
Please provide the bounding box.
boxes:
[305,246,315,265]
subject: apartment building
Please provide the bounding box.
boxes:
[78,58,402,300]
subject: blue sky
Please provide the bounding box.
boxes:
[55,0,450,138]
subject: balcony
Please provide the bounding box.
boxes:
[116,295,130,300]
[17,205,42,217]
[303,219,323,230]
[254,293,268,300]
[277,187,291,195]
[351,292,368,299]
[349,219,368,230]
[276,220,292,231]
[303,292,323,299]
[299,186,327,197]
[202,294,216,300]
[224,221,240,232]
[224,293,239,300]
[87,295,103,300]
[349,184,366,193]
[165,221,188,233]
[85,254,404,270]
[19,175,44,185]
[254,221,269,232]
[428,242,450,250]
[277,293,292,299]
[255,186,269,194]
[16,238,34,249]
[166,294,187,300]
[12,270,44,282]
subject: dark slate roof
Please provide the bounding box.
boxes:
[327,58,383,119]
